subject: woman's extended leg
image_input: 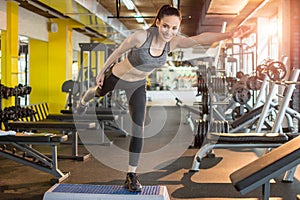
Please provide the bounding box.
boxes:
[76,67,119,115]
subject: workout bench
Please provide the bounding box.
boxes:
[6,103,99,161]
[230,135,300,200]
[19,102,118,126]
[47,113,119,146]
[61,107,129,136]
[190,132,290,175]
[191,69,300,178]
[0,132,70,184]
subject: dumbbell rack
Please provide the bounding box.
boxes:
[0,83,33,129]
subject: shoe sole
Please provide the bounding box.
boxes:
[123,184,142,192]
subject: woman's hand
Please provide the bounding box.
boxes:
[96,71,105,88]
[231,25,254,38]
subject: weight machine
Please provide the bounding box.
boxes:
[190,68,300,179]
[177,55,297,149]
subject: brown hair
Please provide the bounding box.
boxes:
[151,5,182,27]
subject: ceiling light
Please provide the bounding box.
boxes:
[135,10,144,23]
[122,0,135,10]
[172,0,178,9]
[135,15,144,23]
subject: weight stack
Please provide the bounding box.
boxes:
[211,120,229,133]
[194,120,209,148]
[193,120,229,148]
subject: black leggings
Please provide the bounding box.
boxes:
[82,67,147,167]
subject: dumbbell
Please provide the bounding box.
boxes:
[0,109,3,121]
[246,76,262,90]
[232,84,251,104]
[3,106,17,120]
[20,107,36,118]
[0,84,13,99]
[24,85,32,95]
[267,61,287,81]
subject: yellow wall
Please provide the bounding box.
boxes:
[1,2,91,113]
[48,21,68,113]
[2,1,19,107]
[1,31,6,83]
[29,39,49,104]
[28,18,86,113]
[47,19,84,113]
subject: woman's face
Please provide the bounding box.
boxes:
[156,15,181,42]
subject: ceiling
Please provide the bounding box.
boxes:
[14,0,280,60]
[14,0,279,40]
[96,0,265,35]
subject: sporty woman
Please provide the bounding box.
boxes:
[77,4,251,192]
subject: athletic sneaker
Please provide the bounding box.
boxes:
[76,102,88,116]
[124,172,142,192]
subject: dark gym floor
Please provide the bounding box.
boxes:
[0,106,299,200]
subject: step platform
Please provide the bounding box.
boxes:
[43,183,170,200]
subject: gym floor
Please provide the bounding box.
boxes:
[1,106,300,200]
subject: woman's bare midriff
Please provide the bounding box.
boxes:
[111,58,153,82]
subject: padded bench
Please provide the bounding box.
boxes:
[48,113,122,135]
[190,132,289,172]
[7,121,96,130]
[47,114,120,146]
[24,102,120,138]
[7,121,96,161]
[61,108,128,115]
[230,135,300,200]
[61,108,129,136]
[18,102,118,123]
[19,103,118,125]
[0,132,70,184]
[7,102,123,159]
[47,114,116,121]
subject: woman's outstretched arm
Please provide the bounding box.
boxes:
[171,25,253,50]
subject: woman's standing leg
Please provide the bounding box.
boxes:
[124,83,147,192]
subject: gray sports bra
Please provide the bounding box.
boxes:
[127,27,170,72]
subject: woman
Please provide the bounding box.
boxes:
[77,4,251,192]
